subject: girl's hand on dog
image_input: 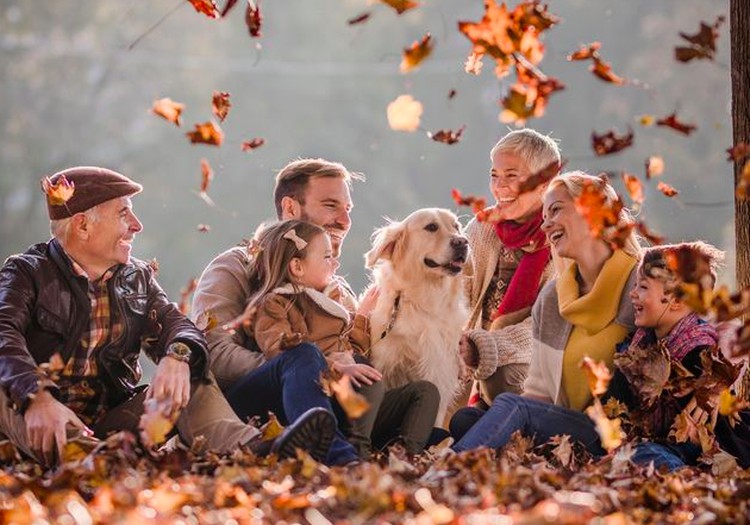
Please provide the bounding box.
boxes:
[357,286,380,317]
[459,333,479,369]
[334,362,382,387]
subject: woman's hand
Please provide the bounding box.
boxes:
[333,362,382,388]
[459,333,479,369]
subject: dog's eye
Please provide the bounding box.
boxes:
[424,223,438,232]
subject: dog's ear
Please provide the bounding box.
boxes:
[365,221,405,268]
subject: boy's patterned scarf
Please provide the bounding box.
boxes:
[629,312,718,360]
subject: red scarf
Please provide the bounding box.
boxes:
[492,210,550,320]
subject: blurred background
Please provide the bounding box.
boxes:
[0,0,735,300]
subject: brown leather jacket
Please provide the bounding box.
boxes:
[0,239,208,412]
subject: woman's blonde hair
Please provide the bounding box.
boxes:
[245,219,327,314]
[546,170,642,259]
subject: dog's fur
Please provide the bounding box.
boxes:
[365,208,470,424]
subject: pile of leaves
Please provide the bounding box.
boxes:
[1,431,749,524]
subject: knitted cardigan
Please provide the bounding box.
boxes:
[524,253,637,407]
[463,217,554,380]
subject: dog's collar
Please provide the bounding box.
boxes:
[379,293,401,340]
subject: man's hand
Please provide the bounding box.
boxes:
[24,389,92,466]
[333,362,383,388]
[459,333,479,369]
[147,355,191,416]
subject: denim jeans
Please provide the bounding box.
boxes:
[226,343,358,465]
[451,393,696,471]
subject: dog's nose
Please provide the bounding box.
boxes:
[451,237,468,249]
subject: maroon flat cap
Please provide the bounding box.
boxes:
[43,166,143,220]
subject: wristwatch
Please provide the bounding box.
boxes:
[165,342,192,364]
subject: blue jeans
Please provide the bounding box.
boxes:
[452,393,695,471]
[226,343,358,466]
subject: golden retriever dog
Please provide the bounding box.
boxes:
[365,208,470,424]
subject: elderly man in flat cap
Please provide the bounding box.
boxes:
[0,166,335,466]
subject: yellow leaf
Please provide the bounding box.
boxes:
[329,375,371,420]
[386,94,423,132]
[150,97,184,126]
[262,412,285,441]
[41,174,75,206]
[638,114,655,126]
[400,33,433,73]
[138,398,177,448]
[579,356,612,397]
[585,398,624,452]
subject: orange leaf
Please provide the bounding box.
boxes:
[187,0,219,18]
[400,33,433,73]
[150,97,184,126]
[574,179,624,239]
[566,41,601,61]
[638,114,655,127]
[636,222,665,246]
[579,356,612,397]
[41,174,75,206]
[329,375,371,420]
[675,16,725,62]
[348,12,371,25]
[186,121,224,146]
[621,173,644,204]
[246,0,262,38]
[726,142,750,162]
[645,156,664,179]
[656,112,697,136]
[737,161,750,199]
[499,85,536,125]
[178,277,198,316]
[428,125,465,145]
[241,138,266,151]
[589,57,626,85]
[200,158,214,194]
[591,128,634,156]
[585,398,624,452]
[451,189,487,217]
[386,94,423,132]
[139,398,178,448]
[657,181,679,197]
[211,91,231,122]
[379,0,419,14]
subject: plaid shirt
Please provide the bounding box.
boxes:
[56,260,124,426]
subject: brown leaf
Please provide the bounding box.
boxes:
[178,277,197,316]
[188,0,220,18]
[574,179,624,238]
[241,137,266,151]
[615,341,671,407]
[261,412,285,441]
[379,0,419,15]
[726,142,750,162]
[150,97,185,126]
[41,174,75,206]
[186,121,224,146]
[211,91,231,122]
[621,173,644,205]
[400,33,433,73]
[200,158,214,194]
[451,189,487,217]
[246,0,262,38]
[448,89,457,99]
[736,161,750,199]
[347,12,371,25]
[517,159,564,194]
[585,398,624,452]
[657,181,679,197]
[579,356,612,397]
[428,125,465,145]
[675,16,725,62]
[591,128,634,156]
[645,156,664,179]
[656,112,697,136]
[589,57,626,85]
[566,41,601,61]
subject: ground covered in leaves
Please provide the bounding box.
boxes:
[1,432,749,525]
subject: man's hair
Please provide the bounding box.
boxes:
[49,206,100,243]
[273,158,363,218]
[490,129,561,174]
[639,241,725,293]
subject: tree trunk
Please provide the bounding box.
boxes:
[731,0,750,401]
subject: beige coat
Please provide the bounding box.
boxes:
[251,284,370,362]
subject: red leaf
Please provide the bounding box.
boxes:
[219,0,239,16]
[589,57,626,85]
[246,0,262,38]
[574,179,624,239]
[675,16,725,62]
[211,91,231,122]
[657,181,679,197]
[400,33,433,73]
[656,112,697,136]
[451,189,487,217]
[348,12,371,25]
[187,0,219,18]
[241,138,266,151]
[428,125,465,145]
[591,128,634,156]
[566,41,601,61]
[186,121,224,146]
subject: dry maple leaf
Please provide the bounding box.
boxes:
[400,33,433,73]
[657,181,679,197]
[675,15,725,62]
[736,161,750,199]
[328,374,371,420]
[200,158,214,194]
[621,173,644,205]
[178,277,197,316]
[379,0,419,15]
[188,0,220,18]
[186,121,224,146]
[348,12,371,25]
[38,353,65,382]
[585,398,624,452]
[574,179,624,238]
[517,159,564,194]
[428,125,466,145]
[656,112,697,136]
[645,156,664,179]
[261,412,285,441]
[451,189,487,216]
[41,174,75,206]
[211,91,231,122]
[615,341,671,407]
[589,57,626,85]
[241,137,266,151]
[246,0,262,37]
[579,356,612,397]
[727,142,750,162]
[150,97,184,127]
[499,85,537,125]
[566,41,601,61]
[139,398,178,448]
[591,128,634,156]
[387,94,423,132]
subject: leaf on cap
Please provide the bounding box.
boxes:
[211,91,231,122]
[186,121,224,146]
[387,94,423,132]
[151,97,185,127]
[400,33,433,73]
[41,174,75,206]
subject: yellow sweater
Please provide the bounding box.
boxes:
[557,250,638,411]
